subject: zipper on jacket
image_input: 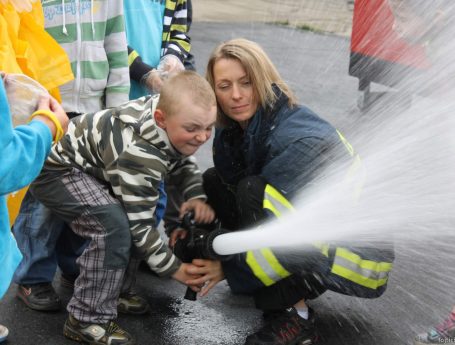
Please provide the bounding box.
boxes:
[73,0,82,113]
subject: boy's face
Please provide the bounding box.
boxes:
[155,98,217,156]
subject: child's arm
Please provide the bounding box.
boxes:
[107,146,181,278]
[164,0,191,62]
[0,83,67,194]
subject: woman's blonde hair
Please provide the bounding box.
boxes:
[206,38,297,126]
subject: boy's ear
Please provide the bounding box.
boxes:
[154,109,166,129]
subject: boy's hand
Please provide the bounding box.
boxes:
[185,259,225,297]
[179,199,215,224]
[171,262,203,292]
[168,228,188,248]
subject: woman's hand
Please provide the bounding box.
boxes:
[185,259,225,297]
[179,199,215,224]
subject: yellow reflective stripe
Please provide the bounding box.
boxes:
[261,249,291,279]
[332,247,393,289]
[336,248,393,272]
[264,184,294,211]
[331,264,389,289]
[246,251,275,286]
[312,242,329,257]
[128,50,139,67]
[344,154,365,201]
[263,199,281,217]
[246,249,291,286]
[336,129,354,157]
[263,185,332,260]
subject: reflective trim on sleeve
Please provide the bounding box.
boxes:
[312,242,330,257]
[263,184,294,217]
[336,129,365,201]
[128,50,139,66]
[336,129,354,157]
[246,248,291,286]
[331,247,393,289]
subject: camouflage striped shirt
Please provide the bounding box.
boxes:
[45,95,206,276]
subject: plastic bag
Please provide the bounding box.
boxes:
[144,55,185,93]
[3,73,48,126]
[157,54,185,75]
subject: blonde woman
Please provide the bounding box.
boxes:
[169,38,394,345]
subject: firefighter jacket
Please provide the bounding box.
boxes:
[213,86,394,299]
[213,87,341,200]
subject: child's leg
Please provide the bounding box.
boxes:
[12,191,64,285]
[31,168,131,324]
[120,257,141,294]
[117,257,149,315]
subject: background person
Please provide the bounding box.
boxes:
[124,0,192,99]
[414,306,455,344]
[0,74,68,343]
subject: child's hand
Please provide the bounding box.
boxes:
[185,259,225,297]
[143,69,166,93]
[171,262,203,292]
[168,228,188,248]
[158,54,184,76]
[179,199,215,224]
[37,95,69,131]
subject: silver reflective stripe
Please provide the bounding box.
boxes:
[250,250,283,283]
[333,256,390,281]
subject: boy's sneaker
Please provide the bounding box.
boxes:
[63,314,135,345]
[414,312,455,345]
[0,324,8,343]
[16,283,61,311]
[117,291,149,315]
[245,307,317,345]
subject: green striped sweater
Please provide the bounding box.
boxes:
[42,0,130,113]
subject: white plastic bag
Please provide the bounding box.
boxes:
[3,73,49,127]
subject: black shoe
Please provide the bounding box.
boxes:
[118,291,149,315]
[245,307,317,345]
[16,283,61,311]
[63,314,135,345]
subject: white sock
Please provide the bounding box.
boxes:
[295,306,309,320]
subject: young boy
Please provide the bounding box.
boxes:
[29,71,217,345]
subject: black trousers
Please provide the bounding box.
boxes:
[202,168,327,311]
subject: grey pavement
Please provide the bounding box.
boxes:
[1,22,454,345]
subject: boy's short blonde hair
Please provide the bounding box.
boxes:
[157,70,216,116]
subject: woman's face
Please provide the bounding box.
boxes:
[213,58,259,125]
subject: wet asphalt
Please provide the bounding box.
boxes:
[1,22,455,345]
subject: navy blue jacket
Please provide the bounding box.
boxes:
[213,88,344,200]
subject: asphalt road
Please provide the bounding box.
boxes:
[1,22,454,345]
